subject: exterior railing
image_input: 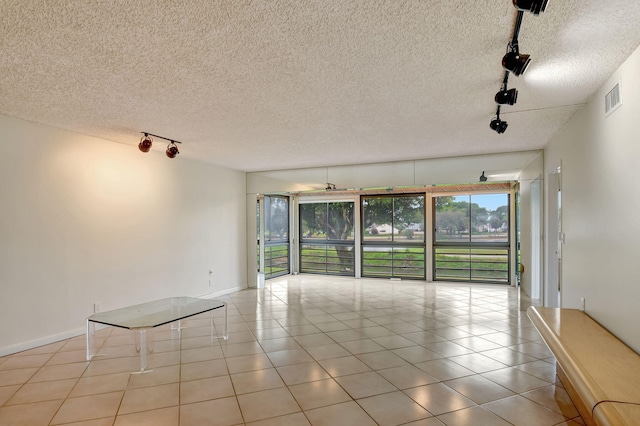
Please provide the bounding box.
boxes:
[264,243,289,278]
[434,245,509,283]
[300,243,355,276]
[362,245,426,280]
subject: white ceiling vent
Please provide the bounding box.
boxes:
[605,81,622,116]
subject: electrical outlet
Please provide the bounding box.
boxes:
[580,297,585,312]
[209,269,213,286]
[93,302,101,313]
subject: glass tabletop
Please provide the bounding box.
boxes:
[87,297,226,329]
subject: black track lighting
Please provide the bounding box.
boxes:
[502,44,531,76]
[166,141,180,158]
[138,133,153,152]
[495,87,518,105]
[513,0,548,15]
[490,106,508,134]
[479,171,488,182]
[489,6,547,133]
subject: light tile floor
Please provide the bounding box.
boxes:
[0,276,585,425]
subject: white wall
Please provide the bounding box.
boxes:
[0,116,247,355]
[518,153,544,299]
[545,45,640,352]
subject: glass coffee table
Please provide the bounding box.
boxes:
[86,297,227,373]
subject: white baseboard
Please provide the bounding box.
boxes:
[199,286,245,299]
[0,327,85,357]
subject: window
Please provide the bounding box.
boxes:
[300,202,355,275]
[434,194,510,283]
[264,195,290,278]
[361,195,425,279]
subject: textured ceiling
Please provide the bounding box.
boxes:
[1,1,639,172]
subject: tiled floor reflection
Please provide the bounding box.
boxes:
[0,276,585,425]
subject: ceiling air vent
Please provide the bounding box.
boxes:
[605,81,622,116]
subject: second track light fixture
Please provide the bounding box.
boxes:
[138,132,182,159]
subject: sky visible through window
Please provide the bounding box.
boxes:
[453,194,507,211]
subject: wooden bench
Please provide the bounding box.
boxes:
[527,307,640,426]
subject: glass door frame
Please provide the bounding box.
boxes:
[263,194,291,279]
[298,200,356,276]
[432,192,512,284]
[360,193,427,280]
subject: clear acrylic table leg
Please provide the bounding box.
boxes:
[133,329,154,374]
[211,303,228,341]
[210,312,214,340]
[139,329,147,372]
[86,320,95,361]
[224,302,228,340]
[171,319,183,331]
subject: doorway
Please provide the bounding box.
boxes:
[545,168,562,307]
[530,178,543,300]
[263,195,290,279]
[433,193,510,284]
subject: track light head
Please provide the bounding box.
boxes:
[479,171,488,182]
[138,134,153,152]
[166,141,180,158]
[502,50,531,76]
[513,0,548,15]
[490,107,508,134]
[495,88,518,105]
[490,118,508,134]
